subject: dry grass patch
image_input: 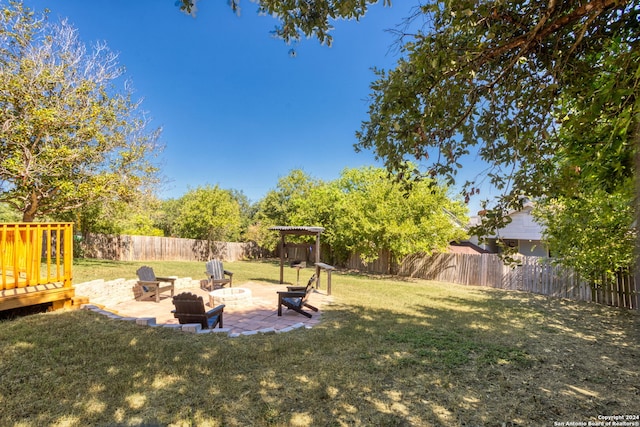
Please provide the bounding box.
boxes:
[1,260,638,426]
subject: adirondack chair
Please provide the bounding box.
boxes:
[277,274,318,318]
[134,266,176,303]
[203,259,233,291]
[171,292,225,329]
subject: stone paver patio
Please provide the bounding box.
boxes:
[83,281,332,337]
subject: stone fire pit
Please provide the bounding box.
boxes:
[209,287,252,308]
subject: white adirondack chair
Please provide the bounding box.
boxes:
[203,260,233,291]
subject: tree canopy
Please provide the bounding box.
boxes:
[356,1,638,211]
[0,2,161,222]
[178,0,390,46]
[69,195,165,237]
[535,188,635,279]
[353,0,638,278]
[254,167,468,267]
[173,185,243,242]
[177,1,639,274]
[532,64,638,280]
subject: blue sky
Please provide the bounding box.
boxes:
[21,1,489,214]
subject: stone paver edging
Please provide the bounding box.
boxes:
[81,304,310,337]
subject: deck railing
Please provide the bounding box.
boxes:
[0,223,73,290]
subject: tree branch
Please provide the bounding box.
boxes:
[479,0,627,65]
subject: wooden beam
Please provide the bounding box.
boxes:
[279,233,285,284]
[0,286,75,311]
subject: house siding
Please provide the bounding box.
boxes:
[496,208,543,241]
[469,205,549,257]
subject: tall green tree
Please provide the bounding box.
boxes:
[227,188,257,239]
[535,188,635,279]
[256,169,317,227]
[355,1,638,210]
[350,0,639,280]
[255,167,467,267]
[294,167,468,266]
[250,169,318,248]
[155,198,182,237]
[68,197,164,237]
[288,179,344,261]
[174,185,242,242]
[0,2,161,222]
[532,65,637,280]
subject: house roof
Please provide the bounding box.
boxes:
[448,242,490,254]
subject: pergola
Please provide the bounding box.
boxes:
[269,226,324,284]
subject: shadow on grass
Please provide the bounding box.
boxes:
[1,283,638,426]
[331,268,417,282]
[0,308,472,425]
[0,303,51,321]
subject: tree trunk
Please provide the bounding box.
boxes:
[21,192,38,222]
[22,211,35,222]
[634,118,640,309]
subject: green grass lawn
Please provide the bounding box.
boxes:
[71,258,294,285]
[1,259,638,426]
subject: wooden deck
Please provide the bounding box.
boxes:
[0,223,76,312]
[0,283,76,311]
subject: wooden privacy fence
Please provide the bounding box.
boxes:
[398,253,639,310]
[81,233,267,262]
[81,233,639,310]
